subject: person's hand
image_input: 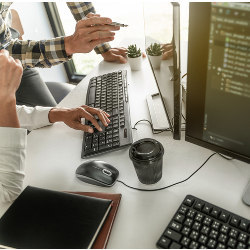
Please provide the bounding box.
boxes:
[0,50,23,101]
[162,44,173,60]
[48,105,110,133]
[0,50,23,127]
[101,47,127,63]
[64,16,120,55]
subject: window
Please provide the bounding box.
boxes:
[45,1,144,83]
[45,1,189,82]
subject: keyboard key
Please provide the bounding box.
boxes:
[239,219,249,232]
[178,205,188,215]
[218,211,229,223]
[190,230,199,241]
[238,232,248,243]
[194,201,204,211]
[227,238,237,248]
[157,236,171,248]
[174,214,185,224]
[218,233,227,244]
[85,147,98,155]
[189,241,199,248]
[181,226,190,236]
[229,228,239,239]
[187,209,196,219]
[194,213,204,223]
[169,221,182,232]
[184,218,193,227]
[99,144,112,151]
[163,229,182,242]
[203,217,212,226]
[207,239,217,248]
[211,207,221,218]
[192,221,201,231]
[181,236,190,248]
[230,216,240,228]
[113,142,120,148]
[211,221,221,231]
[184,197,195,207]
[236,242,246,249]
[217,243,226,248]
[202,204,212,214]
[220,225,229,234]
[198,235,208,245]
[201,225,210,235]
[209,229,219,240]
[169,242,181,249]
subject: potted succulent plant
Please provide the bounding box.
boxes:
[127,44,142,71]
[146,43,163,69]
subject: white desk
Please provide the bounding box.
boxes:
[1,58,250,249]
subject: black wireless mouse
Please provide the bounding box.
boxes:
[75,160,119,187]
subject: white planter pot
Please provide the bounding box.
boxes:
[148,55,162,69]
[127,56,142,71]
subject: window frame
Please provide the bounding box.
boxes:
[44,2,85,83]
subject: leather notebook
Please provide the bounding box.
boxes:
[0,186,113,249]
[70,192,122,249]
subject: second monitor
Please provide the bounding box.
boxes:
[144,2,181,140]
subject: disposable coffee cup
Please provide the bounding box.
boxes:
[129,138,164,184]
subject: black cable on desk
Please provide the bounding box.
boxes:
[132,119,171,134]
[117,152,217,192]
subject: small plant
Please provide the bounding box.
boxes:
[146,43,163,56]
[127,44,141,58]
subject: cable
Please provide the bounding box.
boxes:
[132,119,171,134]
[182,73,187,79]
[117,152,217,192]
[218,153,233,160]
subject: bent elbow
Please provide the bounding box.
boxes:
[0,184,23,203]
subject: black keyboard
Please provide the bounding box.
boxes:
[157,195,250,249]
[81,70,133,158]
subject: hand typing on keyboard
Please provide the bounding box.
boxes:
[81,70,133,158]
[48,105,110,133]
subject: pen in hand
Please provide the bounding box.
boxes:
[108,22,128,27]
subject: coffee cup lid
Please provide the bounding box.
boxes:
[129,138,164,161]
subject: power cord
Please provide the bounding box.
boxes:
[218,153,234,160]
[132,119,172,134]
[117,152,217,191]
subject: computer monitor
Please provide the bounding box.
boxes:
[186,2,250,204]
[144,2,181,140]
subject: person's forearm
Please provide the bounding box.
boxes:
[7,38,71,68]
[0,97,20,128]
[17,105,52,131]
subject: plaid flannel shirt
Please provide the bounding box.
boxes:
[0,2,111,68]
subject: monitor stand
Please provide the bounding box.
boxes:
[146,93,170,132]
[242,180,250,206]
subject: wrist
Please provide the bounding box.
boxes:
[64,36,74,56]
[0,95,16,107]
[48,108,68,123]
[0,97,19,128]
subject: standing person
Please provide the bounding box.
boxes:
[0,2,127,107]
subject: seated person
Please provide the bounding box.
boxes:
[0,50,110,203]
[1,2,127,107]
